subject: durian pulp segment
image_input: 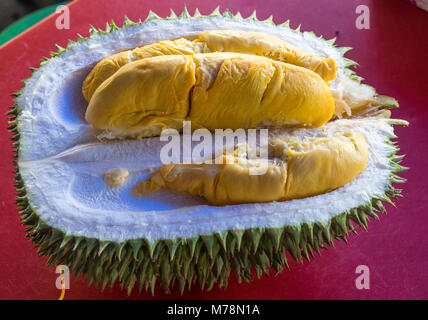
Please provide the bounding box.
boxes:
[133,132,368,205]
[82,37,208,101]
[85,52,335,138]
[104,168,130,187]
[82,29,336,101]
[198,30,337,82]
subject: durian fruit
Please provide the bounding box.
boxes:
[85,52,335,138]
[9,7,408,295]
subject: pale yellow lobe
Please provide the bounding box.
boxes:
[82,38,207,101]
[82,51,131,101]
[104,168,130,187]
[198,30,337,82]
[133,132,368,205]
[133,157,288,206]
[282,131,368,200]
[258,60,334,128]
[85,53,335,137]
[190,53,276,130]
[85,55,196,138]
[82,30,336,101]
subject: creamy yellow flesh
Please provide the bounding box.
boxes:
[198,30,336,82]
[82,30,336,101]
[85,53,335,137]
[104,168,129,187]
[133,132,368,205]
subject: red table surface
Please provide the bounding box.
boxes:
[0,0,427,300]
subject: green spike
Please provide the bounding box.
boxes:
[117,241,128,260]
[344,58,358,67]
[216,232,228,251]
[393,165,409,173]
[123,16,134,27]
[71,237,84,251]
[85,238,98,257]
[339,46,352,55]
[223,9,234,18]
[233,230,245,252]
[168,9,177,19]
[160,257,172,291]
[187,236,199,259]
[89,25,98,35]
[48,229,62,245]
[201,235,214,258]
[327,37,336,45]
[279,20,290,28]
[129,239,143,260]
[97,241,110,255]
[59,235,73,249]
[180,6,190,18]
[169,239,180,261]
[149,275,156,295]
[193,8,202,18]
[55,44,64,52]
[104,22,111,33]
[247,10,257,21]
[249,228,263,253]
[263,15,274,24]
[110,20,119,31]
[146,10,161,22]
[374,95,399,108]
[210,6,221,17]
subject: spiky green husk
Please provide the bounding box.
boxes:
[7,7,407,294]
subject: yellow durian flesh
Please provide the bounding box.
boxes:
[85,55,196,137]
[273,131,369,200]
[133,131,368,205]
[189,53,277,130]
[82,30,336,101]
[198,30,337,82]
[133,158,288,206]
[82,51,131,102]
[85,52,335,137]
[82,38,208,101]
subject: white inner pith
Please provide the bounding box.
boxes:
[16,16,397,242]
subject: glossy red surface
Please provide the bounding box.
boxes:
[0,0,427,300]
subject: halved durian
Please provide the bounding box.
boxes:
[9,7,407,294]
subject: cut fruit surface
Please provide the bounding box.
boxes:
[10,8,407,294]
